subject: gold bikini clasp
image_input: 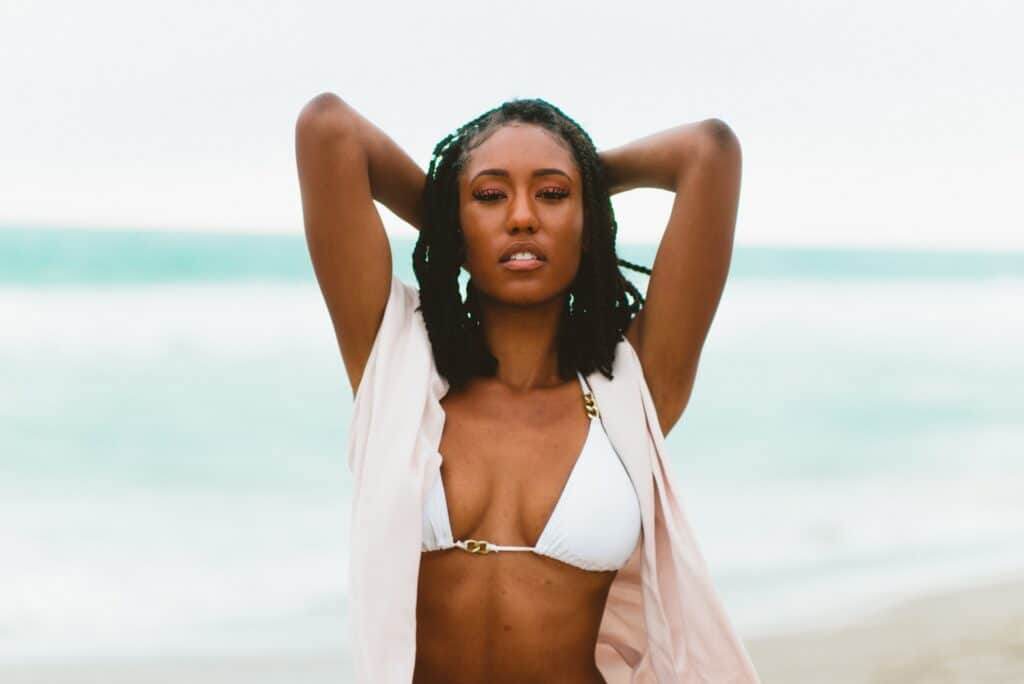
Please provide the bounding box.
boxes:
[463,539,493,555]
[583,392,600,419]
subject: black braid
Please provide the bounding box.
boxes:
[412,98,651,392]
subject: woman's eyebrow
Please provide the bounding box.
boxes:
[471,168,571,182]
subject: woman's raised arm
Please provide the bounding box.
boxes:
[294,93,425,396]
[599,119,742,436]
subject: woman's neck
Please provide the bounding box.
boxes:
[477,296,566,392]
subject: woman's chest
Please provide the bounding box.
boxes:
[437,380,593,545]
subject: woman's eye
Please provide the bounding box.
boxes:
[472,188,568,202]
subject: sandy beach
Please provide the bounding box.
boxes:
[4,572,1023,684]
[746,571,1024,684]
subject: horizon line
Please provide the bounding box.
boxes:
[2,222,1023,256]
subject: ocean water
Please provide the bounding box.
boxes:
[2,226,1023,665]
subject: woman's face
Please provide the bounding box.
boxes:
[458,122,584,307]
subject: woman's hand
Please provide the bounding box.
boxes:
[597,148,630,197]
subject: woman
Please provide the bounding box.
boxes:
[295,94,760,683]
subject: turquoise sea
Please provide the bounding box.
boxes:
[2,226,1023,665]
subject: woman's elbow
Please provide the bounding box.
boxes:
[295,92,359,142]
[695,118,741,166]
[701,118,739,148]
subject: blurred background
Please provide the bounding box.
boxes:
[2,1,1022,682]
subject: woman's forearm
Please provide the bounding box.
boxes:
[599,119,738,195]
[334,96,426,231]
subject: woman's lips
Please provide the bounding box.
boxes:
[501,258,545,271]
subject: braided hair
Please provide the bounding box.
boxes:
[412,98,651,392]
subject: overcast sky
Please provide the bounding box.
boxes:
[1,0,1021,249]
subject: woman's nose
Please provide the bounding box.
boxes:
[507,192,537,232]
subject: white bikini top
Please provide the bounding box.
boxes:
[421,370,642,572]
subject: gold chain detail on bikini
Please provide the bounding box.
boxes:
[583,391,600,419]
[463,539,493,554]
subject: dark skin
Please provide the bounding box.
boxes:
[295,94,742,682]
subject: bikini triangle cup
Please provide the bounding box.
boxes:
[421,370,642,572]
